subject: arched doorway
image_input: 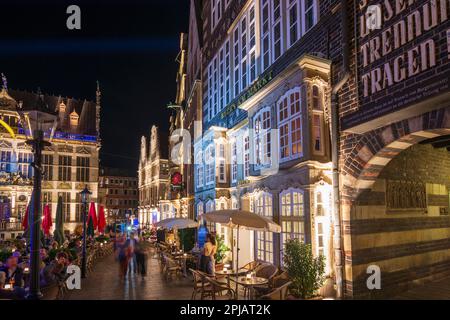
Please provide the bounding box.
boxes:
[340,108,450,298]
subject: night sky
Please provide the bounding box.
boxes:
[0,0,190,170]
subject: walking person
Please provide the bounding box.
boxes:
[135,237,147,280]
[125,233,138,276]
[117,235,131,280]
[200,233,217,276]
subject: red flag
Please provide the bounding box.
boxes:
[22,206,29,230]
[42,204,52,236]
[97,205,106,234]
[89,202,98,230]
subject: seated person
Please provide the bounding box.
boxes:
[40,252,68,287]
[0,255,24,288]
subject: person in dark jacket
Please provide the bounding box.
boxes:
[0,255,24,288]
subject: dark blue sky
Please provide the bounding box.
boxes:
[0,0,190,170]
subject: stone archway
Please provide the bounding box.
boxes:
[340,107,450,299]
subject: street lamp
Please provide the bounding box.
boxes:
[17,90,58,300]
[80,185,92,279]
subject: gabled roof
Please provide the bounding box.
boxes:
[7,89,98,136]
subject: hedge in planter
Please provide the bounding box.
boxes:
[283,239,325,299]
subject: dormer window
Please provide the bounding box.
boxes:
[70,110,79,128]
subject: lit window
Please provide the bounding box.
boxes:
[312,85,325,155]
[253,191,274,263]
[280,189,305,262]
[244,132,250,178]
[277,88,302,162]
[205,145,215,185]
[231,141,237,183]
[217,143,226,183]
[196,151,204,188]
[253,107,272,168]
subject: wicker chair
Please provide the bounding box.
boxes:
[237,261,262,274]
[259,280,292,300]
[243,263,278,299]
[163,256,182,280]
[205,276,237,300]
[254,271,290,297]
[190,269,213,300]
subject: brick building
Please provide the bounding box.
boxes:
[188,0,450,298]
[98,167,138,225]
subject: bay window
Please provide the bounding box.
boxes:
[253,107,272,168]
[312,85,325,155]
[197,201,204,218]
[217,143,226,183]
[244,132,250,178]
[277,88,302,162]
[231,141,237,183]
[280,189,305,260]
[205,145,215,185]
[196,151,204,188]
[254,191,274,263]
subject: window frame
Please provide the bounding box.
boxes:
[277,87,303,162]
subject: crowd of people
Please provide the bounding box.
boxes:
[0,235,81,300]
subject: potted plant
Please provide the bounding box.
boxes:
[283,239,325,299]
[214,235,230,271]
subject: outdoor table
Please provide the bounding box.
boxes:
[215,269,238,287]
[231,276,269,300]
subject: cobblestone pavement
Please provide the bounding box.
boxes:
[67,250,193,300]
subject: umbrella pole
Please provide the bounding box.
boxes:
[236,226,240,297]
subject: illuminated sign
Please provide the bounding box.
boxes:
[171,172,183,189]
[342,0,450,130]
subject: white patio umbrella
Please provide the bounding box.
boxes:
[155,218,199,230]
[202,210,281,286]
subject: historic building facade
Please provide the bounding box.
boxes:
[195,0,334,271]
[138,125,170,226]
[0,79,101,237]
[98,167,138,225]
[191,0,450,298]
